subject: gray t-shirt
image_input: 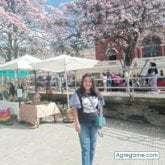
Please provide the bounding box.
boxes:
[69,93,105,113]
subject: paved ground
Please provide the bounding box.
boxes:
[0,117,165,165]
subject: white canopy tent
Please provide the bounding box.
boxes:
[31,54,99,72]
[31,54,99,108]
[0,55,41,71]
[0,55,42,98]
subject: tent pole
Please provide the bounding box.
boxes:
[64,60,70,110]
[33,70,37,93]
[66,72,70,109]
[16,69,21,107]
[74,71,77,90]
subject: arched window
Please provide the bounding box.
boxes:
[106,48,117,60]
[143,36,161,58]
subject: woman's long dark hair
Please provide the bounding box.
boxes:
[77,73,102,98]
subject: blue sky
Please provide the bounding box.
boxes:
[47,0,72,8]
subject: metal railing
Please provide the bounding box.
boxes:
[42,75,165,93]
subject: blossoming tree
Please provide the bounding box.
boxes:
[64,0,165,67]
[0,0,63,61]
[62,2,88,56]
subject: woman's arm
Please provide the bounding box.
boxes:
[100,108,103,116]
[72,106,81,133]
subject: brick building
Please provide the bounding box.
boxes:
[95,33,165,61]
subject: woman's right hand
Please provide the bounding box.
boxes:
[75,122,81,133]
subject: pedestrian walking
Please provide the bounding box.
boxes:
[69,73,105,165]
[147,62,158,92]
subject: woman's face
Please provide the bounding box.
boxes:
[83,76,93,92]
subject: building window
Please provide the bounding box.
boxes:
[106,48,117,60]
[143,36,161,58]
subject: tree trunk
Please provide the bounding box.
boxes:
[13,38,18,59]
[6,34,12,61]
[125,54,132,66]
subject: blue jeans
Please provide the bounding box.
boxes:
[79,122,98,165]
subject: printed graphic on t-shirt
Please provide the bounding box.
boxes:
[82,96,98,113]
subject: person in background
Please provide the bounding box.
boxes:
[0,85,6,100]
[46,75,51,89]
[102,72,107,91]
[9,82,15,97]
[106,69,112,91]
[69,73,105,165]
[160,70,164,77]
[147,62,158,92]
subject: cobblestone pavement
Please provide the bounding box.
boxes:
[0,117,165,165]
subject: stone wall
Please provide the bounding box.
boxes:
[104,101,165,127]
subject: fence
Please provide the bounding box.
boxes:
[44,75,165,93]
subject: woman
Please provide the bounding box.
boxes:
[147,62,158,92]
[69,73,105,165]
